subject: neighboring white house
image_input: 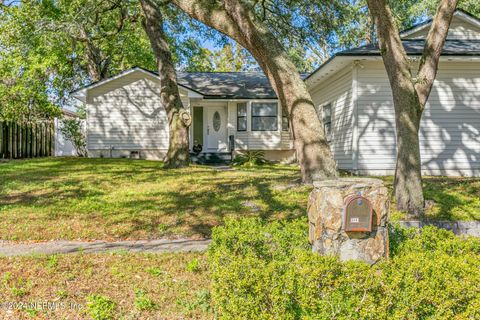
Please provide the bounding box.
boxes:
[305,9,480,176]
[54,109,81,156]
[72,9,480,176]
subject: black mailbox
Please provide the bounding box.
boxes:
[343,195,373,232]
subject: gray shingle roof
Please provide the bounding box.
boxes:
[338,39,480,56]
[74,38,479,100]
[176,72,276,99]
[173,72,309,99]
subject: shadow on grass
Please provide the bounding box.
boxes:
[104,174,308,238]
[423,177,480,221]
[0,158,307,239]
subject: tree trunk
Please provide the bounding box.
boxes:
[392,89,424,216]
[79,26,110,82]
[367,0,457,216]
[172,0,337,182]
[140,0,190,168]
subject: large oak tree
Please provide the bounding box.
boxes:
[0,0,229,120]
[172,0,338,182]
[366,0,458,215]
[140,0,191,167]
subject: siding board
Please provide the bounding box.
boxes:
[356,60,480,175]
[86,72,171,156]
[310,64,354,169]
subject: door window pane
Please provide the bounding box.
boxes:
[213,111,221,132]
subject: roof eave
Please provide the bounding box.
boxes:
[201,95,278,100]
[304,55,355,87]
[71,90,86,103]
[61,108,80,118]
[70,67,204,103]
[400,9,480,38]
[305,53,480,88]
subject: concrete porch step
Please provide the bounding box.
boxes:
[190,152,232,165]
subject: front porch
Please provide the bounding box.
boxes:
[190,101,231,155]
[188,99,295,163]
[189,152,233,165]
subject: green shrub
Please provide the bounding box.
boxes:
[232,151,267,167]
[86,294,116,320]
[208,217,309,261]
[389,223,480,256]
[209,218,480,319]
[60,118,86,156]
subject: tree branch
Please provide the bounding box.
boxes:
[366,0,412,87]
[0,0,19,7]
[170,0,246,48]
[415,0,458,108]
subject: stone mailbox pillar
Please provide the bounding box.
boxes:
[307,178,389,264]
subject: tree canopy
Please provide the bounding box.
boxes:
[0,0,228,120]
[0,0,478,121]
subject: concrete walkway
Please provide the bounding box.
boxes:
[0,239,211,257]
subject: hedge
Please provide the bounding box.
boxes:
[208,218,480,319]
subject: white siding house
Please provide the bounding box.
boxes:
[73,69,295,161]
[73,70,198,159]
[86,72,170,159]
[401,9,480,40]
[309,65,354,169]
[353,60,480,176]
[72,9,480,176]
[306,9,480,176]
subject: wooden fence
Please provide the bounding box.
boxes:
[0,121,54,159]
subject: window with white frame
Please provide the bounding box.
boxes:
[322,103,332,141]
[251,102,278,131]
[237,103,247,131]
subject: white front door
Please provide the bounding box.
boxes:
[206,106,227,152]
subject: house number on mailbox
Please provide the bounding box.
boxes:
[344,195,373,232]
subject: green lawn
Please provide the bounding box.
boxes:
[380,176,480,221]
[0,158,309,241]
[0,252,211,319]
[0,158,478,241]
[0,158,478,319]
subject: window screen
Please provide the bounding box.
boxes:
[251,102,278,131]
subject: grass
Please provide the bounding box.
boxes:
[0,158,478,318]
[0,252,211,319]
[0,157,309,241]
[379,176,480,221]
[0,158,478,241]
